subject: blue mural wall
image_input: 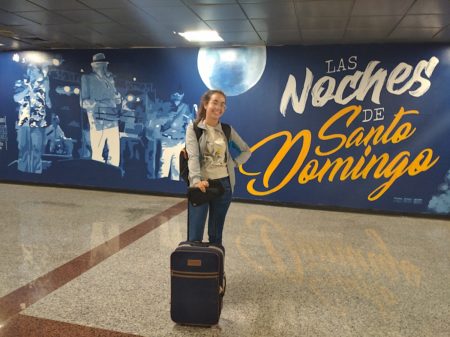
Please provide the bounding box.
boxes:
[0,44,449,216]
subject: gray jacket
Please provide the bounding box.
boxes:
[186,120,251,192]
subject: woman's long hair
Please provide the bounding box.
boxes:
[194,89,226,124]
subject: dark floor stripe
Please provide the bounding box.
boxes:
[0,314,145,337]
[0,200,187,324]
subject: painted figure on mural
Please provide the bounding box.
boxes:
[144,99,164,179]
[44,114,74,156]
[78,109,92,159]
[428,169,450,214]
[119,91,145,175]
[13,63,51,173]
[158,90,192,180]
[80,53,122,167]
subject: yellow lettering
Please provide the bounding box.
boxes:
[298,159,320,184]
[407,148,439,175]
[385,107,417,143]
[316,105,361,156]
[316,106,417,156]
[241,130,312,196]
[240,107,439,201]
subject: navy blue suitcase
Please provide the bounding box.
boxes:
[170,241,226,326]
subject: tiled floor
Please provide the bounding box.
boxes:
[0,182,449,337]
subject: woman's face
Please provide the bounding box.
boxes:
[204,93,226,123]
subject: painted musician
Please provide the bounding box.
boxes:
[80,53,121,166]
[158,90,191,180]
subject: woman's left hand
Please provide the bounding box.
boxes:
[196,180,209,193]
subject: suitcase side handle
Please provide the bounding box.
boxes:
[220,272,226,296]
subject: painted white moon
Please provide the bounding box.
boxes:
[197,46,267,96]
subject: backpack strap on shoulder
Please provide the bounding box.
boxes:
[180,123,203,185]
[193,122,203,141]
[221,123,231,141]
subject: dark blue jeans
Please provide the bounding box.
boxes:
[188,177,232,244]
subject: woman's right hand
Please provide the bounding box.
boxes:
[195,180,209,193]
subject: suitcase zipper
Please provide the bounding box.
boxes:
[171,270,219,278]
[177,244,224,255]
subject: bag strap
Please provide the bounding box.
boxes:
[193,122,231,141]
[221,123,231,141]
[193,122,203,141]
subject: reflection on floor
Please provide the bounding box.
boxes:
[0,183,449,337]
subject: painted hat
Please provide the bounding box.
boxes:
[171,91,184,101]
[91,53,108,64]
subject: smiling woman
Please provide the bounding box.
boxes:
[185,89,251,244]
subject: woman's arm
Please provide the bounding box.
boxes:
[229,127,251,166]
[185,123,203,188]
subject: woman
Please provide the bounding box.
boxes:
[185,89,251,244]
